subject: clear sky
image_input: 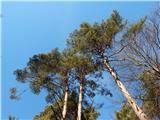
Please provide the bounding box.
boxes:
[2,1,157,120]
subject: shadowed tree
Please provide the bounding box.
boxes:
[67,10,149,120]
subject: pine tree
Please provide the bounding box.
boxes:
[12,49,66,119]
[62,51,98,120]
[67,10,149,120]
[11,48,109,120]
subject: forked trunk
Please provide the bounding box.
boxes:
[77,82,83,120]
[104,59,149,120]
[61,85,69,120]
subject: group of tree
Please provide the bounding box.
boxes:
[10,6,160,120]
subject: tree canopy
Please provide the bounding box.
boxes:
[10,7,160,120]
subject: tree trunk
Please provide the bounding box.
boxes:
[77,82,83,120]
[104,59,150,120]
[61,85,69,120]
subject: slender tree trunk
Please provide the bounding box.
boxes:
[104,59,150,120]
[61,79,69,120]
[61,85,69,120]
[77,82,83,120]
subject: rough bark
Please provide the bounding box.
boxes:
[77,82,83,120]
[104,59,150,120]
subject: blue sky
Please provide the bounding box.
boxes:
[2,1,157,120]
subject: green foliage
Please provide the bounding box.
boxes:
[67,10,125,57]
[13,45,111,103]
[14,48,61,94]
[13,48,64,104]
[83,106,100,120]
[33,91,100,120]
[13,11,124,105]
[67,53,95,79]
[12,9,152,120]
[123,17,146,39]
[115,104,139,120]
[13,48,108,120]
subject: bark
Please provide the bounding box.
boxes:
[61,85,69,120]
[104,59,150,120]
[77,82,83,120]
